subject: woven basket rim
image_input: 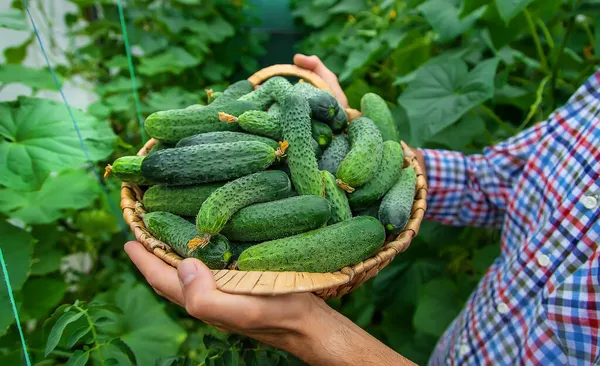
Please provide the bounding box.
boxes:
[120,65,427,299]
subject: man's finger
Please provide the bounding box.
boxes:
[124,241,184,305]
[293,54,349,108]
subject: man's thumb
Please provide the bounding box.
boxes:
[177,258,217,292]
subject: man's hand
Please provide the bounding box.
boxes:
[293,54,349,109]
[125,241,414,366]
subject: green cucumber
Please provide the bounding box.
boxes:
[311,138,323,158]
[176,131,280,150]
[239,77,292,109]
[212,80,253,105]
[185,104,204,110]
[281,93,324,196]
[311,120,333,147]
[194,170,291,249]
[221,195,330,242]
[237,216,386,273]
[348,140,403,209]
[321,170,352,224]
[230,242,259,261]
[264,76,293,103]
[148,141,175,155]
[360,93,401,142]
[230,110,282,140]
[318,134,350,175]
[336,117,383,190]
[378,166,416,234]
[239,87,273,111]
[143,183,224,217]
[291,82,321,99]
[142,212,231,269]
[141,141,283,186]
[105,156,151,185]
[267,102,281,119]
[329,106,348,133]
[309,92,339,122]
[206,89,221,104]
[144,99,256,143]
[353,201,381,218]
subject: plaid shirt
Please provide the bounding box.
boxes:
[423,71,600,365]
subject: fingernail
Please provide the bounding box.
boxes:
[178,260,198,286]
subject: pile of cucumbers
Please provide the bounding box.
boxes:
[106,77,416,273]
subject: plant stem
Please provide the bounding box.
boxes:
[518,75,551,132]
[536,19,555,49]
[478,105,517,135]
[74,305,104,363]
[524,9,549,72]
[550,18,575,109]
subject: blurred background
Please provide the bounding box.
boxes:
[1,0,598,365]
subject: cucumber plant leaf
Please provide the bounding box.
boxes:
[0,97,116,191]
[0,170,100,224]
[495,0,535,22]
[419,0,487,42]
[399,57,499,145]
[138,47,201,76]
[0,9,27,30]
[0,64,57,90]
[413,278,462,337]
[21,278,67,320]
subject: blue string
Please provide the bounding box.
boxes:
[0,248,32,366]
[21,0,131,239]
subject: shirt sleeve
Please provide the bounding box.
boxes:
[418,120,550,228]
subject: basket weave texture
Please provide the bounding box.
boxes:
[121,64,427,300]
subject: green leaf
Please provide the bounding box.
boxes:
[105,55,128,68]
[156,355,196,366]
[66,325,91,348]
[340,39,382,81]
[329,0,369,14]
[204,17,235,43]
[21,278,67,320]
[0,97,116,191]
[419,0,487,42]
[0,9,27,30]
[495,0,534,22]
[413,278,462,337]
[292,2,332,28]
[472,243,501,273]
[399,57,499,145]
[138,47,201,76]
[427,113,486,151]
[97,78,140,96]
[66,350,89,366]
[380,25,407,48]
[0,64,57,90]
[223,350,240,366]
[45,310,84,356]
[0,170,99,224]
[142,87,202,113]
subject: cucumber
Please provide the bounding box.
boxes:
[176,131,280,150]
[329,106,348,133]
[206,89,221,104]
[185,104,204,110]
[360,93,401,142]
[143,183,224,216]
[221,195,331,242]
[378,166,416,234]
[267,103,281,119]
[281,93,324,196]
[311,138,323,158]
[212,80,253,105]
[291,82,321,99]
[348,140,403,209]
[142,212,231,269]
[141,141,284,186]
[311,120,333,147]
[318,134,350,175]
[226,110,282,140]
[336,117,383,191]
[239,86,273,111]
[144,99,256,143]
[148,140,175,155]
[321,170,352,224]
[193,170,292,250]
[230,242,259,261]
[237,216,386,273]
[353,201,381,218]
[104,156,151,185]
[264,76,293,104]
[309,92,339,122]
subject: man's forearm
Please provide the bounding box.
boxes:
[279,298,415,366]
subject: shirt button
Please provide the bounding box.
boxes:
[537,254,550,267]
[497,302,510,314]
[459,344,469,356]
[583,195,598,209]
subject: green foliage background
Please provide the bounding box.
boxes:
[0,0,599,364]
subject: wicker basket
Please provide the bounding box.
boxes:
[121,64,427,300]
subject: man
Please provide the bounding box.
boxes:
[125,54,600,365]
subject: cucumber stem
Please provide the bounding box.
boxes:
[336,179,355,193]
[103,165,112,178]
[205,89,213,99]
[218,112,238,123]
[187,233,211,253]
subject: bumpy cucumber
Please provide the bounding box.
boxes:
[144,99,256,143]
[264,76,293,103]
[229,110,282,140]
[281,93,324,196]
[237,216,386,273]
[239,87,273,111]
[318,134,350,175]
[230,242,259,261]
[321,170,352,224]
[311,120,333,147]
[378,166,416,234]
[206,89,221,104]
[141,141,283,186]
[194,170,291,249]
[336,117,383,190]
[309,92,339,122]
[291,82,321,99]
[142,212,231,269]
[268,103,281,119]
[176,131,279,150]
[348,140,403,209]
[212,80,253,105]
[239,77,292,109]
[360,93,401,142]
[143,183,224,216]
[221,195,331,242]
[104,156,151,185]
[329,106,348,133]
[311,138,323,158]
